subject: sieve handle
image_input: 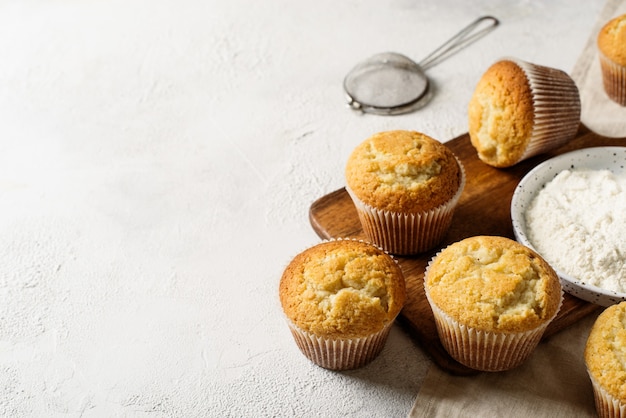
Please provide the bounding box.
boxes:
[418,16,499,71]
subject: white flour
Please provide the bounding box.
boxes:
[525,168,626,293]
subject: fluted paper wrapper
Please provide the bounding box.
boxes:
[346,159,465,255]
[512,58,582,164]
[589,372,626,418]
[423,249,563,372]
[286,319,394,370]
[599,51,626,106]
[588,372,626,418]
[426,299,552,372]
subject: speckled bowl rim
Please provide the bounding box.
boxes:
[511,146,626,307]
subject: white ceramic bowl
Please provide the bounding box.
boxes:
[511,146,626,307]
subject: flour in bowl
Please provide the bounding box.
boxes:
[525,168,626,293]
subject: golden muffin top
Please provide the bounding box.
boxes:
[279,239,406,338]
[598,14,626,66]
[585,301,626,402]
[424,236,562,333]
[468,60,535,168]
[345,130,462,213]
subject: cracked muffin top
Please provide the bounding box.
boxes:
[345,130,462,213]
[424,236,562,333]
[468,60,535,168]
[279,239,406,338]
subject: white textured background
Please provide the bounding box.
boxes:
[0,0,604,417]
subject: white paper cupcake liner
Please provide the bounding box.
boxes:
[346,157,465,255]
[588,372,626,418]
[423,247,563,372]
[426,298,552,371]
[509,58,582,164]
[286,318,394,370]
[599,51,626,106]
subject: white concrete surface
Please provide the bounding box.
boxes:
[0,0,605,417]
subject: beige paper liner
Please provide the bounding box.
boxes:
[599,51,626,106]
[346,158,465,255]
[588,372,626,418]
[510,58,582,164]
[286,318,395,370]
[426,299,552,371]
[423,248,563,372]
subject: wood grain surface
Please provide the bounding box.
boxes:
[309,126,624,375]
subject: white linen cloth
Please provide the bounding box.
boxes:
[409,313,599,417]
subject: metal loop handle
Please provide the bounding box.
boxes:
[419,16,499,71]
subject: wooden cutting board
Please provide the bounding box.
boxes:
[309,126,625,375]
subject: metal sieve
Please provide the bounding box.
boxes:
[343,16,499,115]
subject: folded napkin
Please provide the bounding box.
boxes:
[408,313,598,418]
[571,0,626,138]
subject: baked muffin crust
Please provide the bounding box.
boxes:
[345,130,461,213]
[468,60,535,167]
[585,302,626,402]
[279,240,406,339]
[425,236,561,333]
[598,14,626,66]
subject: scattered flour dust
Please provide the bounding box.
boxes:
[525,168,626,293]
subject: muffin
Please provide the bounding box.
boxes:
[468,58,581,167]
[598,14,626,106]
[279,238,406,370]
[345,130,465,255]
[423,235,562,371]
[585,302,626,417]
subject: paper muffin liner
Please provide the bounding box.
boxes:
[425,298,553,371]
[599,51,626,106]
[510,58,582,164]
[588,372,626,418]
[286,318,395,371]
[345,157,465,255]
[423,248,563,372]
